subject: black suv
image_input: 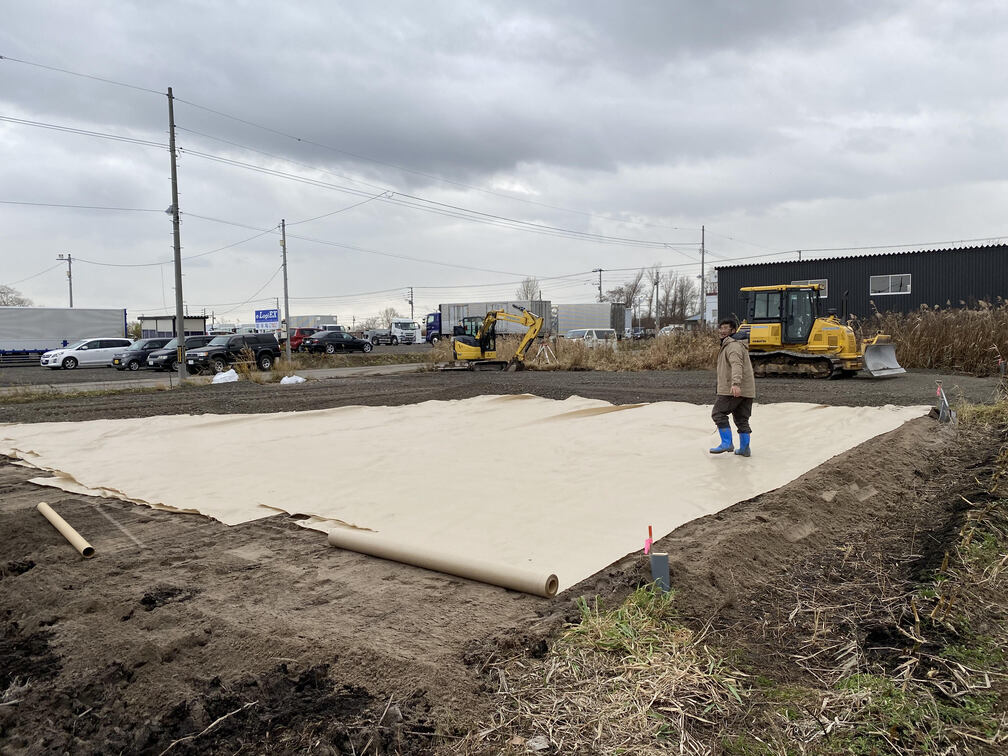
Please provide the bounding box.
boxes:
[111,337,171,371]
[185,333,281,374]
[147,335,215,372]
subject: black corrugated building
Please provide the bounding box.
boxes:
[716,244,1007,322]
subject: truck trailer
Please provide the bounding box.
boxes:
[0,307,128,356]
[425,300,552,343]
[554,302,627,336]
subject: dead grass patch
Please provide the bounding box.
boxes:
[871,302,1008,376]
[451,586,746,755]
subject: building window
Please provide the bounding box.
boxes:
[870,274,911,295]
[791,279,828,298]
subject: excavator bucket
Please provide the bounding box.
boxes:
[863,342,905,377]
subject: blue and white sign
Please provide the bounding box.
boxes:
[254,308,280,327]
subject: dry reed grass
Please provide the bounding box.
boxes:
[451,586,745,755]
[427,331,721,372]
[869,301,1008,375]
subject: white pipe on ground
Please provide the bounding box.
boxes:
[327,528,558,597]
[37,501,95,558]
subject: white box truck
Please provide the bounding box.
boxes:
[0,307,128,358]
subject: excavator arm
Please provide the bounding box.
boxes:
[451,306,544,370]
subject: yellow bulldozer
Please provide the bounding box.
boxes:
[448,306,544,371]
[738,284,905,379]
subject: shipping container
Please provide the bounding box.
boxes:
[0,307,128,356]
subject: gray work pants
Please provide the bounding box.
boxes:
[712,395,753,434]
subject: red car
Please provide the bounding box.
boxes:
[289,327,319,352]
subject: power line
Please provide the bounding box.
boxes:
[2,262,63,287]
[0,115,166,149]
[0,54,163,95]
[178,146,692,251]
[0,200,161,212]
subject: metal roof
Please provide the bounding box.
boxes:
[714,242,1007,270]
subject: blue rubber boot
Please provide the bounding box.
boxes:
[709,427,734,454]
[735,432,751,457]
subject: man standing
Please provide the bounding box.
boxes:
[709,317,756,456]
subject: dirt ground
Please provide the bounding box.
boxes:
[0,368,1003,754]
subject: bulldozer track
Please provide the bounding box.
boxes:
[751,351,842,379]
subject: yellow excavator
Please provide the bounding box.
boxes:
[449,306,544,371]
[738,284,905,379]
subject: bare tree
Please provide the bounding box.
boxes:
[378,307,401,327]
[514,276,541,300]
[359,316,381,331]
[674,274,698,321]
[127,321,142,339]
[604,269,646,309]
[0,285,32,306]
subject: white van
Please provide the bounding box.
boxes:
[563,328,617,347]
[40,337,134,370]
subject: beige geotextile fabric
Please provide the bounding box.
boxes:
[1,396,929,592]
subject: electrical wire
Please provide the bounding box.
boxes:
[0,54,163,95]
[2,262,63,288]
[0,115,166,149]
[178,146,691,251]
[214,265,284,317]
[0,200,161,212]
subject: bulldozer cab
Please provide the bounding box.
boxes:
[745,285,821,344]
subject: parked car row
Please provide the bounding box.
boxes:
[38,327,393,372]
[39,333,282,374]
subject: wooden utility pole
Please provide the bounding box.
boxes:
[281,219,291,362]
[699,225,705,327]
[592,268,604,301]
[167,87,186,382]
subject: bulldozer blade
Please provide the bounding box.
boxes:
[863,343,906,377]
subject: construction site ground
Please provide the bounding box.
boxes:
[1,368,1005,754]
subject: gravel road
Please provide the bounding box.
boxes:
[0,368,998,425]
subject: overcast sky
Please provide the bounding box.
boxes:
[2,1,1006,327]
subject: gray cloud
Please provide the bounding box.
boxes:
[1,1,1006,319]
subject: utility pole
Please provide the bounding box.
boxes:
[407,287,414,320]
[699,225,705,327]
[280,219,291,362]
[167,87,186,382]
[592,268,603,302]
[57,253,73,307]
